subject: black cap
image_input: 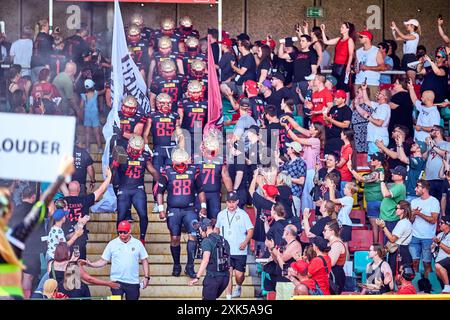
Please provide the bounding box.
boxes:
[248,125,260,134]
[441,215,450,226]
[310,236,330,252]
[272,71,285,83]
[81,51,91,58]
[200,218,213,231]
[390,165,407,179]
[285,37,294,47]
[370,152,385,162]
[226,191,239,201]
[237,33,250,41]
[401,266,415,281]
[239,98,251,107]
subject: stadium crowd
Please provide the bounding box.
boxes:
[0,11,450,300]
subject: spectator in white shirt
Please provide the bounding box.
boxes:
[9,26,33,77]
[79,221,150,300]
[215,191,254,299]
[433,216,450,293]
[410,180,440,279]
[407,79,441,143]
[355,83,391,160]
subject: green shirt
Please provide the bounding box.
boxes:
[379,183,406,221]
[201,233,229,277]
[364,168,384,202]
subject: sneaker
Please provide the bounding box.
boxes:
[231,286,241,298]
[407,61,421,70]
[442,285,450,294]
[172,264,182,277]
[226,294,232,300]
[152,204,159,213]
[185,265,197,279]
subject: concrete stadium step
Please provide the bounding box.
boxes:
[84,263,253,277]
[86,275,260,286]
[89,284,256,298]
[88,222,170,234]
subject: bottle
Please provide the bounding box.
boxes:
[344,72,350,84]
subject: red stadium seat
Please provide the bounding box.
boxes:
[348,230,373,252]
[350,210,366,226]
[356,153,369,169]
[300,210,316,244]
[266,291,276,300]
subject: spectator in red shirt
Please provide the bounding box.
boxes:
[396,264,417,294]
[307,236,332,295]
[336,129,357,192]
[307,74,333,125]
[289,260,318,295]
[30,67,60,106]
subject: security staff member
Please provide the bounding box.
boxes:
[188,218,230,300]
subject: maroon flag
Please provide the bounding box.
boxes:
[205,34,223,132]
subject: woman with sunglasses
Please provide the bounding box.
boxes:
[418,47,449,104]
[376,200,413,276]
[390,19,421,82]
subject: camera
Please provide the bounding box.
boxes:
[191,219,204,259]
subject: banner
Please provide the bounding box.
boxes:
[204,34,222,132]
[91,0,150,213]
[0,113,75,183]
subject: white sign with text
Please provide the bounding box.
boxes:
[0,113,76,182]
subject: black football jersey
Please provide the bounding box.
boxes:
[179,52,207,77]
[127,40,150,69]
[158,165,202,208]
[149,111,179,147]
[197,158,224,193]
[118,110,146,138]
[150,74,186,110]
[117,151,151,189]
[179,98,207,134]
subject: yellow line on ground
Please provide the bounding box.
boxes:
[292,294,450,300]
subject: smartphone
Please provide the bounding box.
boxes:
[0,21,5,34]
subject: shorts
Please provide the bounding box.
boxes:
[436,257,450,274]
[401,54,418,72]
[167,207,198,237]
[84,111,100,127]
[340,225,352,242]
[409,236,433,263]
[366,200,382,219]
[22,253,42,277]
[230,255,247,273]
[196,192,222,220]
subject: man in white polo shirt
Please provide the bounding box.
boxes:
[80,220,150,300]
[215,191,254,299]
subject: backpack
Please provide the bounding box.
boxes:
[215,235,231,272]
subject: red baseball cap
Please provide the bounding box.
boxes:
[117,220,131,232]
[263,184,279,198]
[218,38,233,47]
[358,30,373,41]
[334,90,347,99]
[244,80,258,95]
[291,260,309,275]
[261,39,276,50]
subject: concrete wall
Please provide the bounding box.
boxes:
[1,0,449,56]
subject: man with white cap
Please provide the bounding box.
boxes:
[280,141,307,216]
[215,191,254,299]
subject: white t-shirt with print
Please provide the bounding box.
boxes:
[435,231,450,263]
[46,225,66,259]
[367,102,390,142]
[414,101,441,142]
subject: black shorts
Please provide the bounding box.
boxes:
[340,225,352,242]
[437,257,450,273]
[22,253,42,277]
[401,54,417,72]
[230,255,247,273]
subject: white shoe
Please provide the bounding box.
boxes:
[231,286,241,298]
[407,61,420,70]
[226,294,232,300]
[152,204,159,213]
[442,285,450,293]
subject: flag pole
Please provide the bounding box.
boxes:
[217,0,222,61]
[49,0,53,34]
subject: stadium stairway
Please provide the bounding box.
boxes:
[84,146,261,300]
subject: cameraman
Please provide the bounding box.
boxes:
[189,218,231,300]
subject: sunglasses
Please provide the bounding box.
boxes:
[118,231,129,234]
[436,56,444,59]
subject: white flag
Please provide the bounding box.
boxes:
[91,0,150,213]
